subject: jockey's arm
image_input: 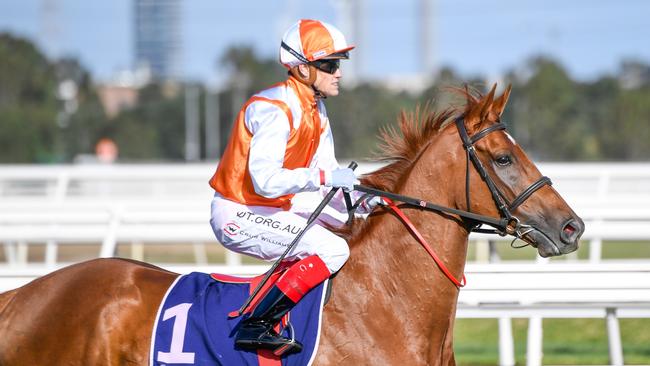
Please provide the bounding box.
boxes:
[311,121,372,214]
[247,101,322,198]
[247,101,371,214]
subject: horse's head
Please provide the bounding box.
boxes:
[446,85,584,256]
[363,84,583,257]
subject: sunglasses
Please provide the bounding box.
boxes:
[310,59,340,74]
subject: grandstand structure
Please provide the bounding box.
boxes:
[1,162,649,366]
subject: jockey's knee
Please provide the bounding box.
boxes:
[318,237,350,273]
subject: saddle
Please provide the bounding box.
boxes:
[149,264,329,366]
[212,261,296,319]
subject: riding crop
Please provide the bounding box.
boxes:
[235,161,358,317]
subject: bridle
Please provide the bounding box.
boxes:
[354,117,552,237]
[350,117,553,287]
[454,118,552,237]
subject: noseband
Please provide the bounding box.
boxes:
[455,118,552,236]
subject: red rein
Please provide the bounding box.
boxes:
[383,198,466,288]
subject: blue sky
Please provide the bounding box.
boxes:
[1,0,649,85]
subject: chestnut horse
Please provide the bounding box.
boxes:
[0,85,583,365]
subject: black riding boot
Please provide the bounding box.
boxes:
[235,286,303,356]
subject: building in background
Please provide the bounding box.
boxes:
[134,0,182,82]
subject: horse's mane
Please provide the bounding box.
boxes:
[334,86,485,241]
[361,86,482,192]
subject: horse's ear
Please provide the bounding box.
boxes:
[466,85,496,132]
[492,84,512,117]
[480,84,497,121]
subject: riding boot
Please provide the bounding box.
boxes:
[235,286,300,354]
[235,255,331,356]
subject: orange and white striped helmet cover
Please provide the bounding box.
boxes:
[279,19,355,69]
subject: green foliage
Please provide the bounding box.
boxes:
[0,33,59,162]
[56,57,112,161]
[505,58,650,161]
[612,87,650,159]
[327,82,418,159]
[107,84,186,160]
[512,59,583,159]
[2,34,650,163]
[219,46,286,94]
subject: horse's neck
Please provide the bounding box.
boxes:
[319,143,470,364]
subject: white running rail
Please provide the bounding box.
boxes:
[1,162,650,366]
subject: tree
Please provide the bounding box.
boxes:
[327,82,418,159]
[612,86,650,159]
[220,46,286,94]
[3,36,650,163]
[55,57,111,161]
[507,57,592,160]
[0,33,60,163]
[106,83,186,161]
[0,33,112,163]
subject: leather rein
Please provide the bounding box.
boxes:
[350,118,552,288]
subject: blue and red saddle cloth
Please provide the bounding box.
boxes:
[149,264,328,366]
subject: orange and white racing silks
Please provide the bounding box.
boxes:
[210,76,328,210]
[208,76,367,273]
[208,18,365,273]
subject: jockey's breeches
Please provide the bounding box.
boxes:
[210,193,350,273]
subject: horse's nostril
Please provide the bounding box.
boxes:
[560,219,583,244]
[563,223,576,237]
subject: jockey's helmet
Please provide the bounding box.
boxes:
[280,19,354,85]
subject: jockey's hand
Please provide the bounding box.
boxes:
[327,168,359,192]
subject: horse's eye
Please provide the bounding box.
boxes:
[495,155,512,166]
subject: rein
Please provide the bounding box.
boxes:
[354,185,508,233]
[350,118,553,288]
[383,197,466,287]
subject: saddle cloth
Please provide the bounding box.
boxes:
[149,269,328,366]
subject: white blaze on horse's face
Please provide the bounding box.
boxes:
[505,132,517,145]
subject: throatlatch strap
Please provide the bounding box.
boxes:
[275,255,331,303]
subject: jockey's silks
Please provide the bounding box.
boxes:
[210,76,325,210]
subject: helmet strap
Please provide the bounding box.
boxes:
[312,87,326,99]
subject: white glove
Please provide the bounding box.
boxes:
[326,168,359,192]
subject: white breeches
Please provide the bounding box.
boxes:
[210,193,350,273]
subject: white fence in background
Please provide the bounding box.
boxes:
[1,162,650,366]
[0,261,647,366]
[2,162,650,203]
[457,261,650,366]
[1,162,650,265]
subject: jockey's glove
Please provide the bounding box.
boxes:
[326,168,359,192]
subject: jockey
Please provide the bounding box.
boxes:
[209,19,379,356]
